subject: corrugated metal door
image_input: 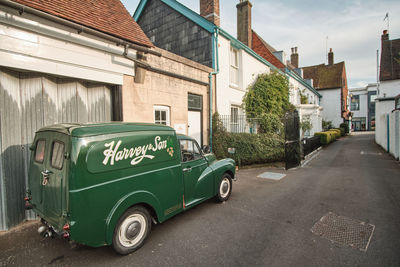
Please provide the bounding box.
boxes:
[0,68,113,230]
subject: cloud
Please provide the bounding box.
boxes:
[125,0,400,87]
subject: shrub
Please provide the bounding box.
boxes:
[212,113,284,166]
[314,132,331,145]
[340,123,349,134]
[329,129,341,139]
[338,127,345,136]
[322,120,333,130]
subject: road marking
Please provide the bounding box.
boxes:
[257,172,286,180]
[360,151,382,156]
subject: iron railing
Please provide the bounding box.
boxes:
[302,136,321,157]
[219,115,260,133]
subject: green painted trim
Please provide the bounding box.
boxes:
[134,0,215,33]
[133,0,148,21]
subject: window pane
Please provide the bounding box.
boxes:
[35,140,46,163]
[180,140,194,162]
[155,110,160,121]
[193,141,202,160]
[161,110,166,121]
[188,94,202,110]
[51,141,65,169]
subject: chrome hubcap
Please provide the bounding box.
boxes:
[118,214,146,247]
[220,178,230,198]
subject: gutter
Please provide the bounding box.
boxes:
[0,0,161,57]
[209,27,220,151]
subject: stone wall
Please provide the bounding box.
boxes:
[122,47,214,145]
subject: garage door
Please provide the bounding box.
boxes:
[0,68,114,230]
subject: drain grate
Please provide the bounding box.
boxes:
[311,212,375,252]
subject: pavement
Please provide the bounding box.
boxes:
[1,132,400,266]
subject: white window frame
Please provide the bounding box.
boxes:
[230,46,239,87]
[230,105,240,133]
[154,105,170,126]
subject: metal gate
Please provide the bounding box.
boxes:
[284,110,301,170]
[0,68,114,230]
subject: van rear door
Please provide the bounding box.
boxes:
[29,131,69,226]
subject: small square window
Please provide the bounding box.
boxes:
[51,141,65,170]
[154,105,170,126]
[34,140,46,163]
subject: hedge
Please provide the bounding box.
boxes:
[213,132,284,166]
[314,132,331,145]
[328,129,341,139]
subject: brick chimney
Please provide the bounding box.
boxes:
[290,47,299,68]
[328,48,334,65]
[200,0,220,27]
[237,0,252,47]
[381,29,389,43]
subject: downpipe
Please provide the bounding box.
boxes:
[209,27,220,152]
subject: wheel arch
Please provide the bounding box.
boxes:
[105,190,163,245]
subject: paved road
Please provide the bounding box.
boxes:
[1,132,400,266]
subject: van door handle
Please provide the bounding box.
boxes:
[183,167,192,172]
[41,170,53,186]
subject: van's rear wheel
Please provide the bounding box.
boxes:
[112,206,151,255]
[217,173,232,202]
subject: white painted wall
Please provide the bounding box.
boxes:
[216,35,271,116]
[319,88,343,128]
[0,5,136,85]
[349,87,368,127]
[378,80,400,98]
[297,104,323,137]
[375,80,399,158]
[216,34,322,136]
[375,99,395,151]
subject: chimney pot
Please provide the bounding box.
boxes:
[381,29,389,42]
[200,0,220,26]
[237,0,252,47]
[328,48,334,65]
[290,47,299,68]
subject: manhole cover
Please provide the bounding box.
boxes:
[257,172,286,180]
[311,212,375,252]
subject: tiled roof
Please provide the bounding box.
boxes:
[251,31,285,69]
[302,62,345,90]
[12,0,153,47]
[380,37,400,81]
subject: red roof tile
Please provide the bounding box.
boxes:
[251,31,285,69]
[12,0,153,47]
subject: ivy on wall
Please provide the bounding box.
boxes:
[242,71,294,134]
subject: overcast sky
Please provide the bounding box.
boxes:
[122,0,400,88]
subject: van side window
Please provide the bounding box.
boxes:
[34,140,46,163]
[51,141,65,169]
[180,140,202,162]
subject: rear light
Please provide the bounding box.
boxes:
[63,223,70,231]
[24,196,31,201]
[63,232,70,239]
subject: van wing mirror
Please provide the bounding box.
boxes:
[202,145,210,154]
[29,144,35,151]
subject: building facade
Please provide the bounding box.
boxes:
[349,84,377,131]
[376,30,400,159]
[0,0,212,230]
[302,49,350,128]
[134,0,322,135]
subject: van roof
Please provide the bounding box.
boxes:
[37,123,175,137]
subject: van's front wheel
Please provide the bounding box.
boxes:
[112,206,151,255]
[217,173,232,202]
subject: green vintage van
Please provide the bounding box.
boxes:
[25,123,235,254]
